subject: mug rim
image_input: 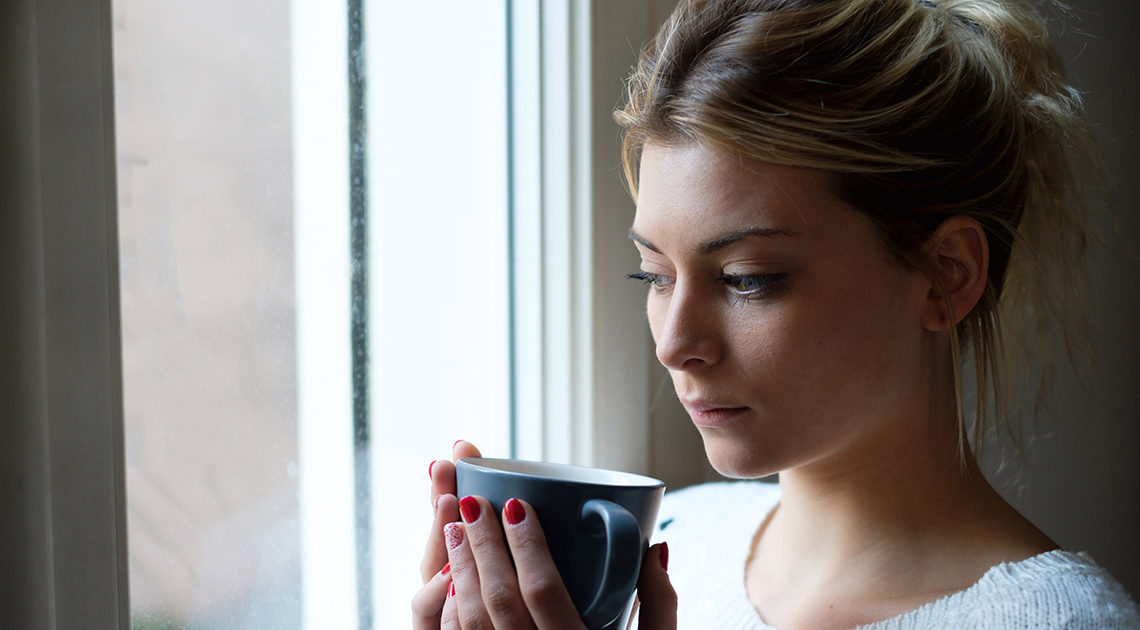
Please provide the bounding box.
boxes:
[457,457,665,489]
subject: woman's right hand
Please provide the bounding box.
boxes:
[413,440,483,626]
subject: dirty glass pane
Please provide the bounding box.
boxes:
[113,1,307,627]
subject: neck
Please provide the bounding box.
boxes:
[745,362,1052,628]
[773,417,996,567]
[769,337,996,565]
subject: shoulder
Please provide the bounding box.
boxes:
[924,551,1140,629]
[988,551,1139,626]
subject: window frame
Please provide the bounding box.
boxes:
[0,0,129,627]
[510,0,662,472]
[0,1,670,627]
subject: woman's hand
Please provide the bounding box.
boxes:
[414,440,483,627]
[411,441,677,629]
[630,543,676,630]
[440,495,580,628]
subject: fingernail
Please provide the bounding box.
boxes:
[658,542,670,571]
[452,439,464,450]
[449,582,456,598]
[440,562,451,576]
[504,498,526,526]
[458,496,481,524]
[428,460,437,480]
[444,522,464,550]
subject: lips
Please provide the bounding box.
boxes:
[680,398,748,427]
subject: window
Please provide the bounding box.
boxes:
[111,1,658,628]
[2,1,676,628]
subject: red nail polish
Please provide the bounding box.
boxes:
[440,562,451,576]
[458,496,481,524]
[444,522,464,550]
[452,439,464,450]
[428,460,437,480]
[449,582,456,597]
[658,542,670,571]
[504,498,526,525]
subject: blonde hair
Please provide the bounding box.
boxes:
[616,0,1100,459]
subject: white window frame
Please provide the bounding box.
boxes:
[511,0,663,473]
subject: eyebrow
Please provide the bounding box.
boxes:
[628,226,797,255]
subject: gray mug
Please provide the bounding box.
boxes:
[455,457,665,630]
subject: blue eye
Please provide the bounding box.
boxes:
[719,273,785,299]
[629,271,782,299]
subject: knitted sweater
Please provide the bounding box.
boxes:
[651,481,1140,629]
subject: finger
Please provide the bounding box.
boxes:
[444,521,494,629]
[430,440,483,506]
[411,562,454,629]
[430,459,458,507]
[501,498,583,628]
[421,494,460,583]
[452,439,483,461]
[635,543,677,630]
[459,496,536,629]
[440,577,461,630]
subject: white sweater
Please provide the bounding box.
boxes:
[651,482,1140,629]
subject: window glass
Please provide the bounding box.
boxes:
[114,1,302,628]
[114,0,512,628]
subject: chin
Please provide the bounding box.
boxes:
[702,434,782,480]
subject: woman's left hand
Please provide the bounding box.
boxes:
[439,495,583,629]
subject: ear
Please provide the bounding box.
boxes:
[922,216,989,332]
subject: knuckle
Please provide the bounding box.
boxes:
[507,525,545,555]
[410,586,441,620]
[467,530,495,555]
[481,582,518,618]
[457,608,488,630]
[521,573,565,610]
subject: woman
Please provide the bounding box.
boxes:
[413,0,1140,627]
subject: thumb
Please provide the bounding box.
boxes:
[636,543,677,630]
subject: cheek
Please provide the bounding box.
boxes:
[645,294,667,343]
[735,276,918,405]
[787,277,924,413]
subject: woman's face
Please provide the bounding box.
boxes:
[631,143,934,478]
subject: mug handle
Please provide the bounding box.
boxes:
[578,499,642,629]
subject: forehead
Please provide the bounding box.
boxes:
[633,143,854,240]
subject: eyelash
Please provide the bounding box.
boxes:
[626,271,786,301]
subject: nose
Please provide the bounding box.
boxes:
[652,282,724,371]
